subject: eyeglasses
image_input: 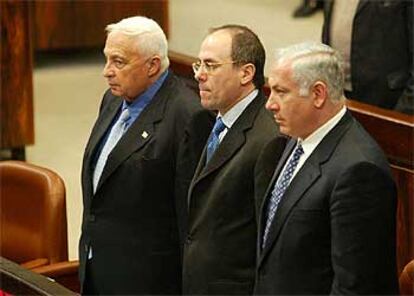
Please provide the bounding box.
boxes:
[192,60,237,74]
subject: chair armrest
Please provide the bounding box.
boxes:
[31,260,79,276]
[399,259,414,296]
[20,258,49,269]
[31,260,80,294]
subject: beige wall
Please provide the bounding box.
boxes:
[168,0,323,74]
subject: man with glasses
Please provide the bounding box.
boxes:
[79,16,213,295]
[183,25,280,295]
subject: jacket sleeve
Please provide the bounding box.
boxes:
[329,162,398,295]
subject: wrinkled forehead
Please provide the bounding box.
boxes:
[198,30,232,61]
[104,31,140,56]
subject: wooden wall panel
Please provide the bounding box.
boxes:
[393,167,414,274]
[32,0,169,50]
[0,1,34,150]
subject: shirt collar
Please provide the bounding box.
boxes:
[122,69,169,122]
[298,106,347,156]
[219,89,258,129]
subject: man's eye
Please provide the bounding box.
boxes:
[114,60,125,68]
[204,62,214,71]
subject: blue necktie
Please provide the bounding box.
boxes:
[262,143,304,248]
[206,117,226,163]
[93,108,130,193]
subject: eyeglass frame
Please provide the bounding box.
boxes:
[192,60,238,74]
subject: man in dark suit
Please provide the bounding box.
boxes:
[322,0,413,114]
[293,0,324,18]
[78,16,213,295]
[254,42,398,295]
[182,25,279,295]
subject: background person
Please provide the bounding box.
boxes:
[322,0,413,114]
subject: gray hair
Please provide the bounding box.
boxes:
[275,42,345,102]
[106,16,169,71]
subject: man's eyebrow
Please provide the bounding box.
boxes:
[199,58,218,63]
[112,54,125,60]
[271,85,285,91]
[102,51,125,60]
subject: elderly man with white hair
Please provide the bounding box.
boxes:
[254,42,398,295]
[79,16,213,295]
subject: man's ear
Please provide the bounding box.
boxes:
[311,81,328,108]
[239,63,255,86]
[147,56,161,77]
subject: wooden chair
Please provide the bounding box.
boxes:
[400,259,414,295]
[0,160,68,267]
[0,161,79,293]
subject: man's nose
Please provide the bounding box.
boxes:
[194,69,207,82]
[103,62,114,78]
[266,95,280,112]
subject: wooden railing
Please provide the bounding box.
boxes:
[345,100,414,275]
[168,50,414,274]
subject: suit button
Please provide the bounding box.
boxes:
[88,214,96,222]
[186,234,192,245]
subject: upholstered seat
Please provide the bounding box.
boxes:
[400,259,414,295]
[0,161,68,268]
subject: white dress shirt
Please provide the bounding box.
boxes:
[216,89,259,141]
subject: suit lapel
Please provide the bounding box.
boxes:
[258,111,354,266]
[94,73,173,194]
[254,136,289,215]
[83,96,123,197]
[85,97,122,162]
[259,155,321,265]
[187,144,208,205]
[198,127,246,180]
[257,139,295,253]
[95,120,156,192]
[188,92,266,204]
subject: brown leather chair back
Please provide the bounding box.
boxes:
[0,161,68,267]
[400,259,414,295]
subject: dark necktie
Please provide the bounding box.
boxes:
[206,117,226,163]
[262,143,304,248]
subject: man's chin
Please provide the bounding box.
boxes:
[109,88,122,97]
[201,98,215,111]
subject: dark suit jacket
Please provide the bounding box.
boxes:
[78,72,214,295]
[182,92,279,295]
[322,0,413,114]
[254,111,398,295]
